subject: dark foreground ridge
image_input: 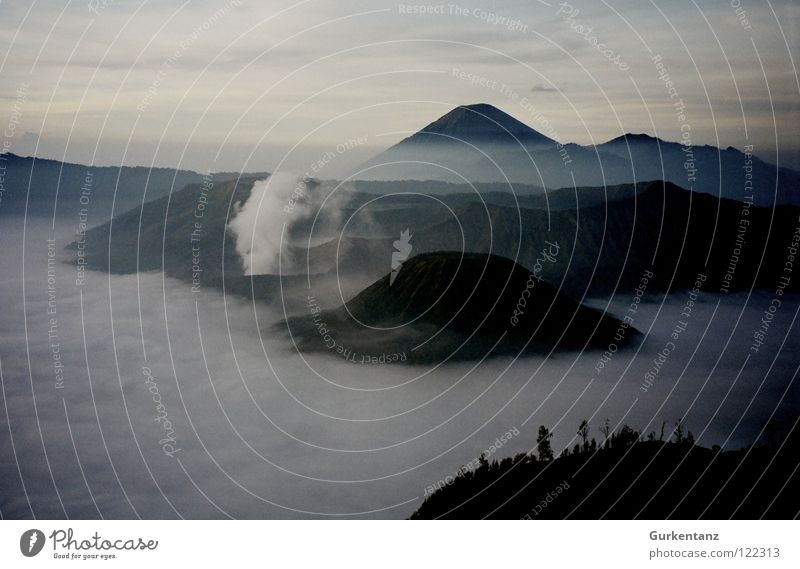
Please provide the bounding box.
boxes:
[411,422,800,519]
[281,252,636,364]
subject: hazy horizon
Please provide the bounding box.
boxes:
[1,105,794,176]
[1,0,798,173]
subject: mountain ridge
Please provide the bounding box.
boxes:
[0,151,270,221]
[354,103,800,205]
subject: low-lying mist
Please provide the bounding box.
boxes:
[0,216,797,519]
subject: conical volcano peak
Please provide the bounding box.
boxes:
[411,103,555,146]
[353,103,559,182]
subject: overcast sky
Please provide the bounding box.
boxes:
[0,0,798,173]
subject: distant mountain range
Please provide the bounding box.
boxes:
[74,177,800,303]
[62,101,800,314]
[7,102,799,228]
[297,180,800,298]
[0,152,269,221]
[356,103,800,206]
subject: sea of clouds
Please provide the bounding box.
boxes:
[0,215,797,519]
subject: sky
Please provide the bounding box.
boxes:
[0,0,798,173]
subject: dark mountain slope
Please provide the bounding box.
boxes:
[74,177,800,302]
[0,152,268,222]
[281,252,634,364]
[395,181,800,297]
[298,180,800,297]
[411,433,800,519]
[70,176,255,278]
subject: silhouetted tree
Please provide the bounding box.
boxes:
[600,419,611,449]
[512,452,528,465]
[537,426,554,461]
[578,419,590,451]
[614,424,640,448]
[674,419,686,445]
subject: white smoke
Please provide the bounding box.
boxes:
[228,173,349,275]
[228,173,299,275]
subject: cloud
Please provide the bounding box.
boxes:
[0,217,798,519]
[530,83,560,93]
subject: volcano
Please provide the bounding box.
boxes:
[281,252,635,364]
[353,103,627,187]
[402,103,555,147]
[353,103,800,205]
